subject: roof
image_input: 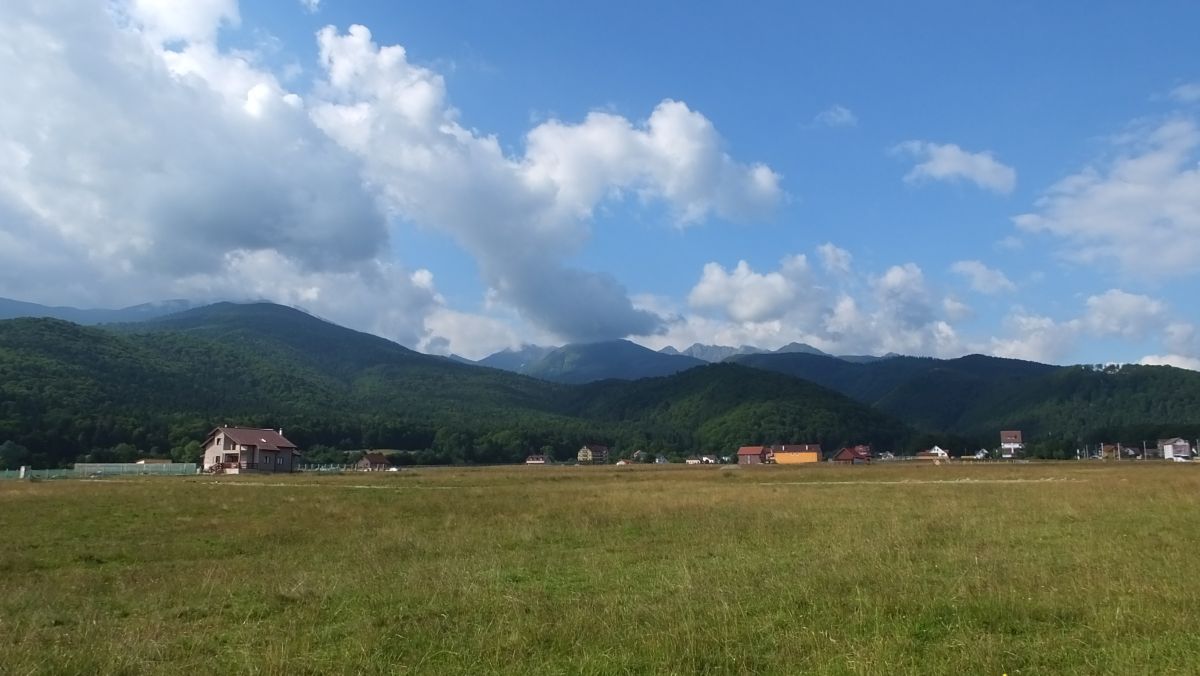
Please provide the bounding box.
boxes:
[737,445,768,456]
[834,446,871,459]
[209,427,299,452]
[1000,430,1023,443]
[1159,438,1189,445]
[360,452,388,465]
[773,444,821,453]
[581,444,610,453]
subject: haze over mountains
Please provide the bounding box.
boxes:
[477,340,888,383]
[0,297,198,325]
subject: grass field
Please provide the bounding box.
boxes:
[3,463,1200,674]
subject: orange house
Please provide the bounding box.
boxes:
[772,444,821,464]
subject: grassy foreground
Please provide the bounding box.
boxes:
[3,463,1200,674]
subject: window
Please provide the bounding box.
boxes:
[276,456,283,464]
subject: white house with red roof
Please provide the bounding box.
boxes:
[202,426,301,473]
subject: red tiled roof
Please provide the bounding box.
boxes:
[737,445,768,456]
[209,427,299,452]
[1000,430,1023,443]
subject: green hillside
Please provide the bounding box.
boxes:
[731,351,1200,445]
[0,304,910,468]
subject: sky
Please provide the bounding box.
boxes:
[2,1,1199,367]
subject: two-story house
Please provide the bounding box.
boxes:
[203,426,301,473]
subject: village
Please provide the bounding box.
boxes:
[7,426,1197,480]
[187,427,1200,473]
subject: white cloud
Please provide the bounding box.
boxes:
[873,263,934,329]
[989,289,1171,363]
[950,260,1016,294]
[1139,354,1200,371]
[1014,118,1200,276]
[309,24,781,341]
[123,0,240,44]
[0,5,782,349]
[0,1,388,308]
[668,254,966,358]
[688,256,812,323]
[817,242,853,274]
[1170,82,1200,103]
[943,296,972,322]
[813,105,857,128]
[894,140,1017,194]
[419,309,526,360]
[1082,289,1165,339]
[300,0,321,13]
[989,313,1081,363]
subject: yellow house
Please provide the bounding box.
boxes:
[772,444,821,464]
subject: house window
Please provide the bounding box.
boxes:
[276,456,283,464]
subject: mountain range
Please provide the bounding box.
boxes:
[2,300,1200,469]
[0,297,198,324]
[0,302,909,468]
[476,339,877,383]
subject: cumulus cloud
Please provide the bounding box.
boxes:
[950,260,1016,294]
[1082,289,1165,339]
[894,141,1017,194]
[989,289,1171,363]
[662,251,966,358]
[989,313,1081,363]
[0,4,781,349]
[1014,118,1200,276]
[812,105,858,128]
[1139,354,1200,371]
[688,256,814,323]
[308,24,780,341]
[123,0,240,43]
[1170,82,1200,103]
[0,0,388,305]
[817,242,853,274]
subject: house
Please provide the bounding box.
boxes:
[615,459,631,466]
[701,455,719,464]
[684,457,702,465]
[654,454,670,464]
[202,426,301,473]
[914,446,950,460]
[525,455,548,465]
[631,449,648,463]
[736,445,769,465]
[578,444,610,465]
[1159,438,1194,461]
[831,445,871,464]
[355,451,389,471]
[771,444,821,464]
[1000,430,1024,459]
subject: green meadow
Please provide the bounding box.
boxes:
[3,463,1200,674]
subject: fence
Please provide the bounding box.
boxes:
[0,463,198,480]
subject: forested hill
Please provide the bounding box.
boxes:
[729,351,1200,442]
[0,303,911,468]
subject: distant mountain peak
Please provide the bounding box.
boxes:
[0,296,202,325]
[774,342,829,356]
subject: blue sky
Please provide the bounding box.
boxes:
[2,1,1199,366]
